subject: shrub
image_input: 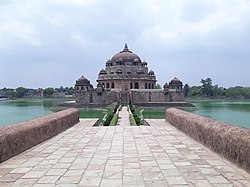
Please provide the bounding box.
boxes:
[103,113,113,126]
[129,114,137,126]
[129,104,144,126]
[103,103,120,126]
[110,114,118,126]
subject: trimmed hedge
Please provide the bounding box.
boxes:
[129,114,137,126]
[103,113,113,126]
[110,114,118,126]
[129,104,144,126]
[102,103,120,126]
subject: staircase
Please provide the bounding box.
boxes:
[120,91,129,105]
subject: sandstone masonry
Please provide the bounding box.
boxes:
[0,108,79,163]
[166,108,250,173]
[75,44,184,107]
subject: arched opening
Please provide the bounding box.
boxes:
[111,82,115,88]
[134,82,139,89]
[148,84,151,89]
[130,82,133,89]
[102,83,105,88]
[152,83,154,89]
[145,83,147,89]
[106,83,110,89]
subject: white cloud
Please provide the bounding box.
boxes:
[70,32,92,48]
[138,0,250,46]
[49,14,64,27]
[50,0,98,6]
[0,21,41,46]
[0,0,250,87]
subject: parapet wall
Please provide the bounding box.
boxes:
[0,108,80,163]
[166,108,250,173]
[137,102,194,108]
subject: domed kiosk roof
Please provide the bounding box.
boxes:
[148,70,155,75]
[170,77,182,85]
[110,44,142,63]
[75,75,92,86]
[99,69,107,75]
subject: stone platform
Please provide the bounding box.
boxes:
[0,119,249,187]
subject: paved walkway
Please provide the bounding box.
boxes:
[0,119,249,187]
[117,107,130,127]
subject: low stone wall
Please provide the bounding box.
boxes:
[0,108,79,163]
[166,108,250,173]
[54,102,110,110]
[137,102,195,108]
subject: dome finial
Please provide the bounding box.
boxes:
[123,43,129,51]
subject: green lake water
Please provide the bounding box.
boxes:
[0,98,72,127]
[1,99,250,128]
[143,100,250,128]
[191,100,250,128]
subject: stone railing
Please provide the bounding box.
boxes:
[166,108,250,173]
[0,108,79,163]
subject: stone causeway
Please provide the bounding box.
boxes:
[0,107,249,187]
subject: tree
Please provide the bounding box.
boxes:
[16,87,27,97]
[189,86,202,96]
[226,86,244,98]
[213,85,226,97]
[68,87,75,95]
[200,78,213,96]
[243,87,250,98]
[43,87,54,96]
[183,84,189,97]
[156,84,162,89]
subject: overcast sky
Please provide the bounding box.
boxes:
[0,0,250,89]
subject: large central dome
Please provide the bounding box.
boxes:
[97,44,156,91]
[110,44,142,63]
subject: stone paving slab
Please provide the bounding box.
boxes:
[0,118,249,187]
[117,107,130,127]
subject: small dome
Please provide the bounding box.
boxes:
[170,77,182,84]
[99,69,107,75]
[134,58,139,62]
[163,83,169,89]
[75,75,92,86]
[148,70,155,75]
[142,60,147,65]
[106,59,111,64]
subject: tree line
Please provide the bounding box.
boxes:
[0,86,75,98]
[184,78,250,99]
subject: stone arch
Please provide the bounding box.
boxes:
[106,82,110,88]
[148,84,151,89]
[134,82,139,89]
[111,82,115,88]
[145,83,148,89]
[130,82,133,89]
